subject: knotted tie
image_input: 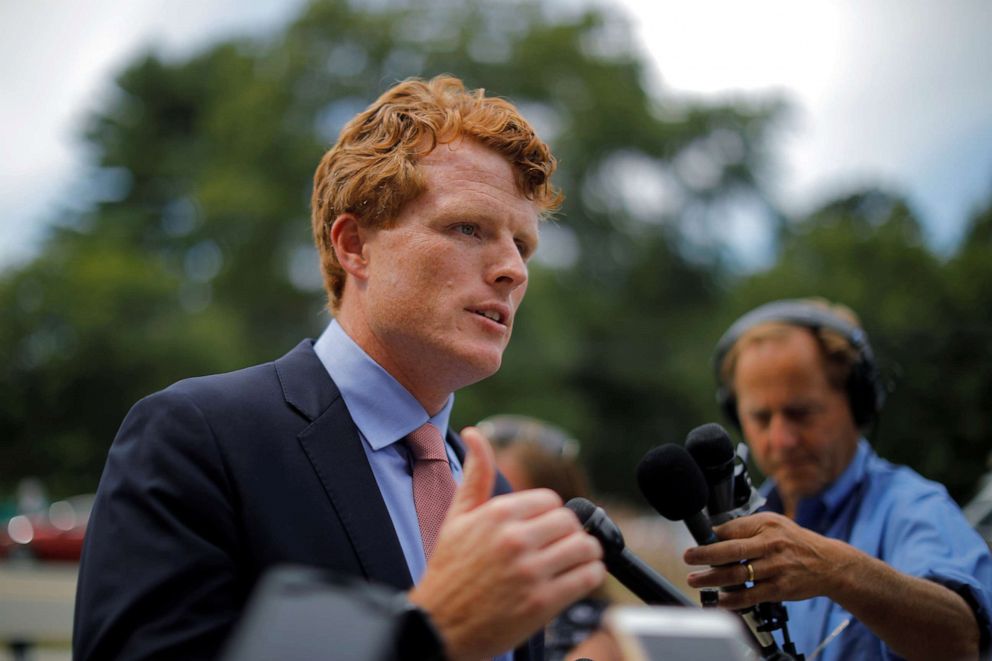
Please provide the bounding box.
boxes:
[406,423,456,559]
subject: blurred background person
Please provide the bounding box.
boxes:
[483,415,586,500]
[685,298,992,659]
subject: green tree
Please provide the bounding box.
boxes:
[938,197,992,499]
[0,0,780,499]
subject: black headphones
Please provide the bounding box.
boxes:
[713,299,887,430]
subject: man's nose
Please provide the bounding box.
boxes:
[768,414,800,450]
[488,238,527,291]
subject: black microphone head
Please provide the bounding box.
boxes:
[685,423,737,517]
[685,423,734,469]
[636,444,710,521]
[566,497,625,555]
[565,497,597,524]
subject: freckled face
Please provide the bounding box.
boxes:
[358,140,539,406]
[734,329,860,509]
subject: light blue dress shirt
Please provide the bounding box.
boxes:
[313,320,462,584]
[761,439,992,660]
[314,322,520,661]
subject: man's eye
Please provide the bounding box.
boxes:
[750,413,771,428]
[457,224,476,236]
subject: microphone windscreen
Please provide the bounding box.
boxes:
[636,444,709,521]
[565,497,597,524]
[685,423,734,468]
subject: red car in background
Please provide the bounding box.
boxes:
[0,494,93,562]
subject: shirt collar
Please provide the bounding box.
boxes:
[818,438,871,516]
[312,320,454,450]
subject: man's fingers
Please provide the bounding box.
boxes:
[543,550,606,602]
[540,527,604,576]
[483,488,564,523]
[684,538,754,567]
[712,512,772,539]
[686,562,750,590]
[447,426,496,517]
[510,506,586,551]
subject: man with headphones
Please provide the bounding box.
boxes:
[683,298,992,660]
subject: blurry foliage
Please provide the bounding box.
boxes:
[1,0,990,504]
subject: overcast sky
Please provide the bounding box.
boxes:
[2,0,990,270]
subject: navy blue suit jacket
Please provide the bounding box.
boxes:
[74,340,540,660]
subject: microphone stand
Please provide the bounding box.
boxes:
[700,588,803,661]
[753,602,803,660]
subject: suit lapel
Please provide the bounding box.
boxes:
[446,428,466,463]
[276,341,413,590]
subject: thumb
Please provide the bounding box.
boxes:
[448,426,496,517]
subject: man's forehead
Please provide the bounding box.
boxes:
[417,142,540,222]
[736,332,832,386]
[417,137,513,178]
[739,326,820,362]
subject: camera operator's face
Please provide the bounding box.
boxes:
[734,329,860,511]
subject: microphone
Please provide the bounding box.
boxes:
[635,443,718,546]
[685,423,736,516]
[686,423,767,525]
[636,442,799,660]
[565,497,694,607]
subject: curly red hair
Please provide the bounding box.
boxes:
[311,75,563,311]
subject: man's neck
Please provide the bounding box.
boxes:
[334,313,452,415]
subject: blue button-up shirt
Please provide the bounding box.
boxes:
[761,440,992,660]
[314,322,517,661]
[313,320,462,583]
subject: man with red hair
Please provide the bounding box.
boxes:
[75,76,604,661]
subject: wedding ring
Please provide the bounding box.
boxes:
[745,561,756,583]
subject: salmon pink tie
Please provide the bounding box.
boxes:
[406,423,456,559]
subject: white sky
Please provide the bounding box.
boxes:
[2,0,990,269]
[622,0,992,254]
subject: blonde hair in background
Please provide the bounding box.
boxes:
[719,297,863,395]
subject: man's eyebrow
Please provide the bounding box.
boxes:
[743,405,770,416]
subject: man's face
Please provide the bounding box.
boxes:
[357,139,539,406]
[733,328,860,508]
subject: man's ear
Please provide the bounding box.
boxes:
[330,213,370,280]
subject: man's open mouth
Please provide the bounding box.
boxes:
[472,309,505,324]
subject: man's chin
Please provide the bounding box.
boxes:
[775,472,824,501]
[451,347,504,385]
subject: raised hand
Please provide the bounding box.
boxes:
[410,426,605,660]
